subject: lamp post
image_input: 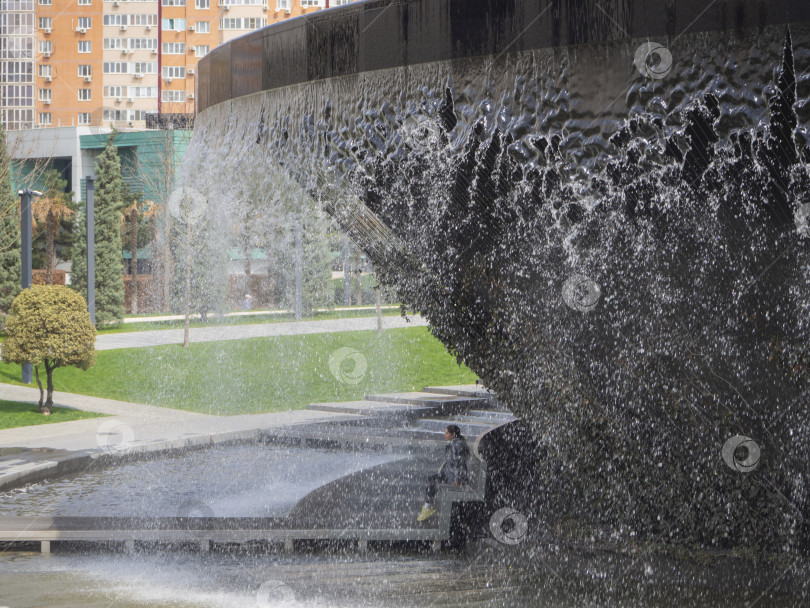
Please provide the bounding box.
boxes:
[18,188,43,384]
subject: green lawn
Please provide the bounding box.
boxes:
[0,327,477,415]
[0,399,107,430]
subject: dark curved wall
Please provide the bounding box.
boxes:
[197,0,809,114]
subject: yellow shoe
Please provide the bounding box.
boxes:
[417,504,437,522]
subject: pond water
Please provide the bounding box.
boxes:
[0,445,401,518]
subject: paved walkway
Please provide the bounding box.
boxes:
[0,383,349,453]
[123,305,402,324]
[98,314,427,350]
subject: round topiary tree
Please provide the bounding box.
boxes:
[1,285,96,415]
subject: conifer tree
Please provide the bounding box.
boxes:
[71,131,125,324]
[0,124,20,316]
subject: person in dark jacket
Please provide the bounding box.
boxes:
[417,425,470,521]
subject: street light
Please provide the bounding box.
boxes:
[18,188,43,384]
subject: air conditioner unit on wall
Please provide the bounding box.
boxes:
[188,25,195,31]
[78,27,86,34]
[84,75,92,82]
[166,77,173,84]
[262,4,268,10]
[189,93,195,99]
[120,25,127,31]
[187,68,195,75]
[223,4,230,10]
[134,73,142,79]
[128,97,134,102]
[44,100,51,105]
[45,75,52,82]
[116,97,122,102]
[44,27,51,34]
[43,51,51,58]
[152,49,158,54]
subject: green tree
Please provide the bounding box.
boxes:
[32,169,75,284]
[0,124,20,317]
[72,132,125,324]
[1,285,96,414]
[302,205,333,313]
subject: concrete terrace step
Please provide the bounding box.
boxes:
[306,400,435,420]
[363,392,486,415]
[415,419,494,437]
[422,385,497,401]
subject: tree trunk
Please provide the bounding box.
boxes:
[376,283,383,333]
[44,361,55,415]
[45,211,55,285]
[130,208,138,314]
[34,365,46,413]
[354,252,362,305]
[183,242,191,347]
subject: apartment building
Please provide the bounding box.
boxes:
[1,0,356,131]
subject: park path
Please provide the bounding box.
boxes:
[97,314,427,350]
[0,383,352,452]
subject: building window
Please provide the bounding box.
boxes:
[162,42,185,54]
[78,40,91,53]
[162,65,185,78]
[194,45,209,57]
[104,85,123,97]
[38,88,51,102]
[161,18,185,31]
[38,41,52,55]
[300,0,322,6]
[38,0,51,4]
[77,17,92,29]
[78,64,92,77]
[38,64,51,78]
[103,14,128,26]
[78,88,91,100]
[78,0,90,4]
[78,112,91,125]
[1,62,34,83]
[276,0,289,10]
[194,21,209,33]
[195,0,208,7]
[162,0,185,5]
[38,112,51,125]
[38,17,52,30]
[130,14,158,26]
[161,90,185,103]
[2,84,34,106]
[127,86,157,98]
[132,61,157,74]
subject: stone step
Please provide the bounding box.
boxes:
[363,392,485,415]
[422,384,496,401]
[306,400,435,421]
[415,419,494,437]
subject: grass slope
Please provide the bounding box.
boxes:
[0,327,476,415]
[0,400,106,430]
